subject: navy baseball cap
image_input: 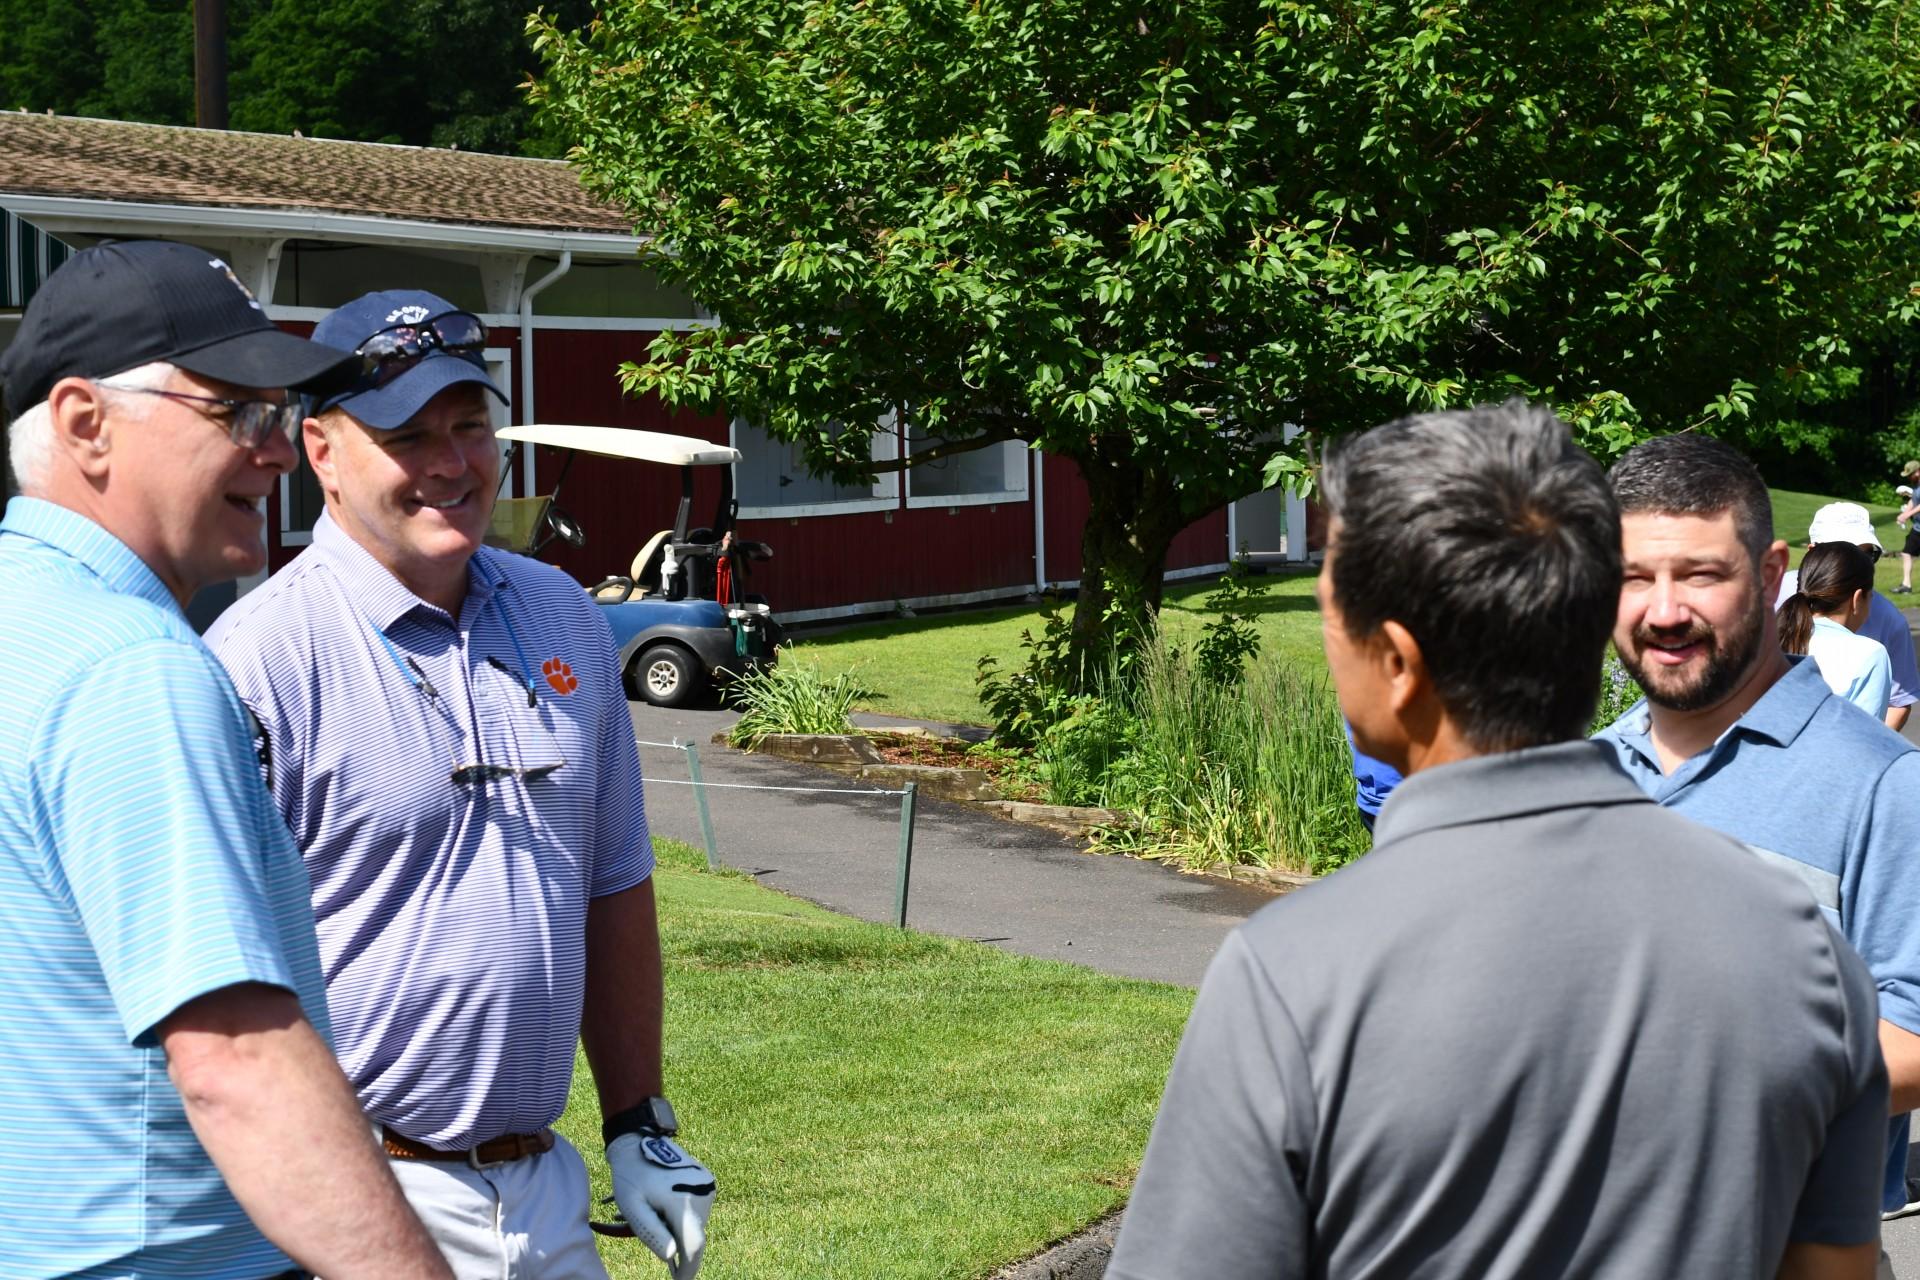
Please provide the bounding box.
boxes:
[313,289,506,430]
[0,239,361,421]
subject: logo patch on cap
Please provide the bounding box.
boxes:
[386,304,432,325]
[208,258,262,312]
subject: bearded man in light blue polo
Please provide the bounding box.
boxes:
[208,290,713,1280]
[1598,434,1920,1238]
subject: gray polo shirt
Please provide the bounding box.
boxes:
[1108,741,1887,1280]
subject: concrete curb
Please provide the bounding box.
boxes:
[987,1211,1121,1280]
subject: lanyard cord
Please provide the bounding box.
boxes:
[492,589,539,707]
[362,570,535,706]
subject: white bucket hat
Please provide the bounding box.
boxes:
[1808,501,1882,550]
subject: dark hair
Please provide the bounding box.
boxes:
[1319,399,1621,750]
[1778,541,1875,655]
[1607,434,1773,564]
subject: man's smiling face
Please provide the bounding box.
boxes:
[307,383,498,603]
[1614,508,1770,712]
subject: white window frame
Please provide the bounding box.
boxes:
[733,412,900,519]
[279,346,514,545]
[903,429,1029,510]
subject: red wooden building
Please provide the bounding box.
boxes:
[1,113,1304,628]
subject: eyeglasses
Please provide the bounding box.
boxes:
[96,384,300,450]
[352,311,488,392]
[451,760,565,785]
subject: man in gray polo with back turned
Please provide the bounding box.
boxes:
[1108,401,1887,1280]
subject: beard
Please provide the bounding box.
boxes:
[1618,592,1768,713]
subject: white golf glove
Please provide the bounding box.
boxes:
[600,1132,716,1279]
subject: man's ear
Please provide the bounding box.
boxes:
[303,417,336,499]
[1760,539,1790,602]
[46,377,113,479]
[1376,619,1430,716]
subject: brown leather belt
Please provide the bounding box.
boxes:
[382,1125,555,1169]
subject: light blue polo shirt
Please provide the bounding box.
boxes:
[207,511,651,1150]
[1595,656,1920,1211]
[0,498,331,1279]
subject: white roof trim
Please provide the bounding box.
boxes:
[498,424,740,466]
[0,193,645,257]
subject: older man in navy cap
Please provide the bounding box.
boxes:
[0,244,450,1279]
[206,290,712,1280]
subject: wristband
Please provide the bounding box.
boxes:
[603,1095,678,1144]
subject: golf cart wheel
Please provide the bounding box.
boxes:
[635,644,703,708]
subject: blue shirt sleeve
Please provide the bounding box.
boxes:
[31,640,299,1046]
[1857,649,1893,721]
[1843,750,1920,1036]
[1871,595,1919,709]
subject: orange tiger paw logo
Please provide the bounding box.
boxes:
[542,658,579,695]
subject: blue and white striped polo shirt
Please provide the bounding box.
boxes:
[207,511,651,1149]
[0,497,331,1279]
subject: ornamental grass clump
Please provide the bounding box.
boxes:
[728,657,875,747]
[1099,636,1369,875]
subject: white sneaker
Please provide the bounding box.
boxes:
[1885,1179,1920,1221]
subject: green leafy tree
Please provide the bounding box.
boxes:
[0,0,586,155]
[532,0,1920,666]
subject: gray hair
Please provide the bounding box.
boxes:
[8,361,174,493]
[1319,399,1622,751]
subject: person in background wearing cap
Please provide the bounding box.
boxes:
[1597,435,1920,1248]
[1775,501,1920,732]
[1897,461,1920,593]
[0,242,451,1279]
[206,289,713,1280]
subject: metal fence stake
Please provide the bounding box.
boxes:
[894,782,918,928]
[682,741,719,871]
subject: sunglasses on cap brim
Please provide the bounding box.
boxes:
[350,310,488,393]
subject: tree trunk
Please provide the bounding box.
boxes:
[1069,455,1188,687]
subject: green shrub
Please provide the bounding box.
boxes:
[1193,560,1269,686]
[1586,648,1642,737]
[729,657,875,747]
[975,599,1142,747]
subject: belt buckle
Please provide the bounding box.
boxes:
[468,1136,515,1171]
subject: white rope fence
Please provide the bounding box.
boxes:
[633,734,922,925]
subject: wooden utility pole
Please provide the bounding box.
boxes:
[193,0,227,130]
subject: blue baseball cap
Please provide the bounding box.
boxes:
[312,289,506,429]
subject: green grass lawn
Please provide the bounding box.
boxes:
[787,486,1916,728]
[560,838,1192,1279]
[787,569,1328,726]
[1770,486,1913,595]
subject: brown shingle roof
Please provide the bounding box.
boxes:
[0,112,634,235]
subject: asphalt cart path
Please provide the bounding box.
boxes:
[626,701,1276,989]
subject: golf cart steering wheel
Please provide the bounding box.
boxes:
[545,506,586,548]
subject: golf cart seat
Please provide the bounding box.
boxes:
[589,530,672,604]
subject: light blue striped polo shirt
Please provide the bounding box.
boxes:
[1595,656,1920,1212]
[0,497,331,1279]
[207,511,651,1149]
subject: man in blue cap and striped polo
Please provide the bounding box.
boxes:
[208,289,713,1280]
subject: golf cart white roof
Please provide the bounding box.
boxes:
[496,424,741,467]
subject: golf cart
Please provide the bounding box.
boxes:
[493,424,783,707]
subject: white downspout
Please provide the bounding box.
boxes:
[517,250,572,496]
[1031,447,1048,594]
[1283,422,1308,561]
